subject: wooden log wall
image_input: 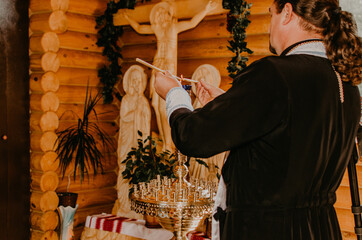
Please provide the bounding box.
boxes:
[29,0,118,239]
[120,0,359,239]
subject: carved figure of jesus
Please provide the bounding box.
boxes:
[123,1,215,152]
[113,65,151,219]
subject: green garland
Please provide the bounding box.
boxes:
[96,0,252,103]
[96,0,148,104]
[223,0,253,79]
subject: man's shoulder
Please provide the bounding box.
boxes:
[234,54,324,81]
[248,55,294,68]
[233,56,283,83]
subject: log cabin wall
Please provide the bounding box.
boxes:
[27,0,357,239]
[121,0,358,239]
[28,0,118,239]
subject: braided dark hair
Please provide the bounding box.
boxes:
[274,0,362,85]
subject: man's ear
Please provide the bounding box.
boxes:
[282,3,293,24]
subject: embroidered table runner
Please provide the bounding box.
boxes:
[81,214,210,240]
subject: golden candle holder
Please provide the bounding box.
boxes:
[130,152,216,240]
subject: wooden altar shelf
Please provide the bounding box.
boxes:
[56,102,119,121]
[57,172,118,192]
[81,214,211,240]
[30,210,59,231]
[31,230,59,240]
[31,151,60,172]
[30,92,60,112]
[31,190,59,212]
[31,171,60,192]
[73,226,86,240]
[30,71,60,93]
[30,0,107,17]
[81,228,142,240]
[30,32,60,53]
[81,214,173,240]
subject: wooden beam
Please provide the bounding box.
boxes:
[114,0,226,26]
[121,34,270,61]
[121,13,270,46]
[114,0,272,26]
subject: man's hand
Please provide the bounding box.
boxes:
[195,79,225,106]
[154,71,182,100]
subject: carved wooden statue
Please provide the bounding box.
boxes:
[123,0,215,153]
[113,65,151,219]
[189,64,225,182]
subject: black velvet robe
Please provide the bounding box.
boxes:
[169,43,361,239]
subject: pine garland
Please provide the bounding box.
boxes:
[223,0,253,79]
[96,0,148,104]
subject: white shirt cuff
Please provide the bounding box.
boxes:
[166,87,194,124]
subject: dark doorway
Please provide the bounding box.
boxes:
[0,0,30,239]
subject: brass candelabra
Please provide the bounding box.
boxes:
[130,152,216,240]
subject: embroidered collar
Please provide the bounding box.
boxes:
[281,39,326,58]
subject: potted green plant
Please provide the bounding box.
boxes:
[54,86,114,207]
[122,132,210,186]
[121,131,176,190]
